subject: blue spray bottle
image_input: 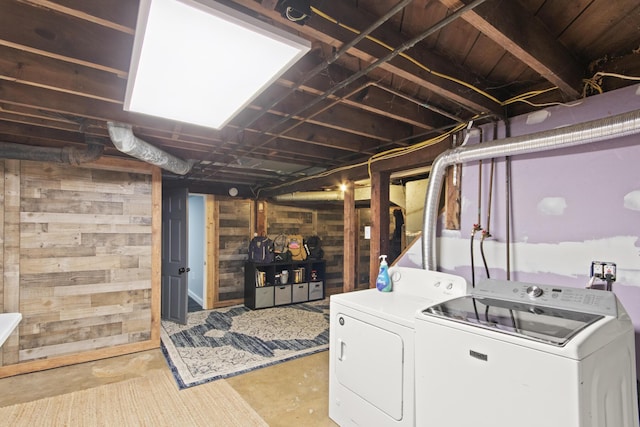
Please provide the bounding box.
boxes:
[376,255,392,292]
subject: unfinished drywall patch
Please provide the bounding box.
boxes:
[624,190,640,211]
[437,235,640,286]
[537,197,567,216]
[525,109,551,125]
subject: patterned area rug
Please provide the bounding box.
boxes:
[161,299,330,389]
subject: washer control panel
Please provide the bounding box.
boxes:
[474,279,617,317]
[526,285,544,298]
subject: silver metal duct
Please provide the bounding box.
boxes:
[422,109,640,270]
[107,122,193,175]
[273,185,407,207]
[274,191,345,202]
[0,141,103,164]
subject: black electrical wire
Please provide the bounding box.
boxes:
[470,231,477,288]
[479,123,497,278]
[505,118,512,280]
[479,233,490,278]
[470,127,484,288]
[472,298,480,321]
[470,178,482,287]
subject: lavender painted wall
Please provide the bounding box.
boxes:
[397,83,640,375]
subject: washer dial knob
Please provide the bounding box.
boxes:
[526,285,543,298]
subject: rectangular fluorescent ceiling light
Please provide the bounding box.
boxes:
[124,0,311,129]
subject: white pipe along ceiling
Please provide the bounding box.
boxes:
[273,185,406,208]
[422,109,640,271]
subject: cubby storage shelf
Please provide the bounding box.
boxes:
[244,260,326,309]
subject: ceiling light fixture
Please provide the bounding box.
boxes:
[124,0,311,129]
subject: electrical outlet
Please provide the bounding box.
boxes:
[603,262,617,281]
[590,261,616,281]
[591,261,604,278]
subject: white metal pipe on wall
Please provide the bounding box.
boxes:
[422,109,640,270]
[273,185,407,208]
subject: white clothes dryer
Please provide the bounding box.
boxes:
[329,267,468,427]
[415,279,639,427]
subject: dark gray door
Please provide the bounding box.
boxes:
[161,187,189,324]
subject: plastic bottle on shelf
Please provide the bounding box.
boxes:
[375,255,392,292]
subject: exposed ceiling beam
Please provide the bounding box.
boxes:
[438,0,584,99]
[259,137,452,196]
[0,0,132,74]
[231,0,504,115]
[18,0,137,34]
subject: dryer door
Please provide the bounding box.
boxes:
[334,312,404,420]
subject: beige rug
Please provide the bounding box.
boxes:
[0,368,267,426]
[161,299,330,388]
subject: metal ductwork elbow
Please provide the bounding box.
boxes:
[107,122,193,175]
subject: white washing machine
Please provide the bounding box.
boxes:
[415,278,639,427]
[329,266,468,427]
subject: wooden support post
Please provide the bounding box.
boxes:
[206,194,217,310]
[444,164,462,230]
[255,200,267,236]
[370,171,390,288]
[343,180,356,292]
[150,166,162,343]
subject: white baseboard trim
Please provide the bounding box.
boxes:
[188,290,204,307]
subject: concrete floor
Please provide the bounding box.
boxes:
[0,348,338,426]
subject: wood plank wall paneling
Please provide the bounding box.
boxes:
[217,198,251,303]
[343,181,356,293]
[314,208,345,294]
[356,207,400,289]
[267,204,315,237]
[0,159,155,372]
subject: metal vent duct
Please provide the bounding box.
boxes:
[0,141,104,164]
[422,109,640,270]
[107,122,193,175]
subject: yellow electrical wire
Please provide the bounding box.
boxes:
[259,120,465,194]
[367,120,469,177]
[259,8,640,193]
[312,6,506,105]
[593,71,640,81]
[311,6,640,109]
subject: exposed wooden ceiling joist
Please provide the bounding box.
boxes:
[0,0,637,195]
